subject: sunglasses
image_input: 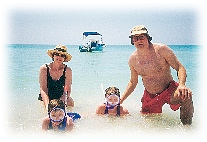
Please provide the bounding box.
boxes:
[132,35,145,42]
[53,52,66,58]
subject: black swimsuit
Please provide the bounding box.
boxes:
[38,64,67,101]
[46,64,67,100]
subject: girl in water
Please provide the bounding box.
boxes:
[96,87,129,116]
[42,99,80,131]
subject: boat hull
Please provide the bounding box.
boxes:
[79,44,105,52]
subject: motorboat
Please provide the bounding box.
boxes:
[79,32,106,52]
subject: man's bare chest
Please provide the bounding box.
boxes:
[133,55,166,76]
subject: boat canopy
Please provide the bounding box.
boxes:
[83,32,102,37]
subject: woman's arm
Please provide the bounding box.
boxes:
[39,65,49,109]
[60,66,74,107]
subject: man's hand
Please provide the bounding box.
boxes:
[174,85,192,100]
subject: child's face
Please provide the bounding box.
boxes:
[49,108,65,124]
[106,94,119,106]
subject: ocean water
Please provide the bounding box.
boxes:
[5,44,204,140]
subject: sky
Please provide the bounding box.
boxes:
[2,1,205,45]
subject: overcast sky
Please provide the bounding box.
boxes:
[3,1,204,45]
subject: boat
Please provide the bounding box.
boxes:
[79,32,106,52]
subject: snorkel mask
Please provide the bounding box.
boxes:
[48,107,66,123]
[106,93,120,109]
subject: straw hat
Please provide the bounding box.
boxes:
[47,45,72,62]
[129,25,152,42]
[130,25,149,36]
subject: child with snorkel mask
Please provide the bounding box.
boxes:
[96,87,129,116]
[42,99,81,131]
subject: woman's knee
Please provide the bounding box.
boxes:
[67,97,74,107]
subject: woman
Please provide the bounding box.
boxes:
[38,44,74,109]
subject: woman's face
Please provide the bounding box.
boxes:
[53,52,66,63]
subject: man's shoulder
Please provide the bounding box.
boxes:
[128,51,137,63]
[129,50,138,58]
[153,43,168,49]
[128,50,139,65]
[153,43,172,53]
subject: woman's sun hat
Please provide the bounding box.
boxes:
[47,44,72,62]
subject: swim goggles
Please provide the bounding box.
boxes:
[48,107,66,122]
[106,93,120,109]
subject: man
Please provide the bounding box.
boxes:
[120,25,194,125]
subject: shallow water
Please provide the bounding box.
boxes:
[5,44,204,140]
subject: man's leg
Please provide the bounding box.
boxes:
[170,94,194,125]
[180,98,194,125]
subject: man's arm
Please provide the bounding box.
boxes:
[161,45,192,100]
[120,64,138,104]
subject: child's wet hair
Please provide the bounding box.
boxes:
[48,99,65,112]
[105,87,120,97]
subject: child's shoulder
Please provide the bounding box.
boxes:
[42,116,50,122]
[96,104,106,114]
[42,116,50,128]
[97,103,106,109]
[119,105,129,115]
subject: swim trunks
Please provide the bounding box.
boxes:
[141,80,181,114]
